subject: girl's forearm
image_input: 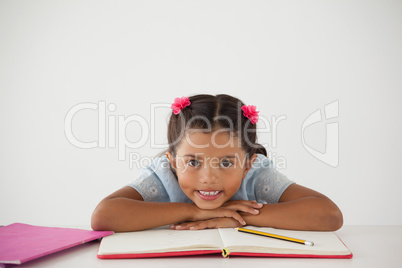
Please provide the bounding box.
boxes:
[91,198,195,232]
[242,197,343,231]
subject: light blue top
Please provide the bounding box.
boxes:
[127,154,294,204]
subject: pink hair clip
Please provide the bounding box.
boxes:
[171,96,191,115]
[241,105,259,124]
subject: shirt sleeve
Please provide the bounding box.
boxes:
[127,164,170,202]
[246,154,295,204]
[126,156,191,203]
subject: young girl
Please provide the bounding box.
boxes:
[91,94,343,232]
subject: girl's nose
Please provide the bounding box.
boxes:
[199,165,218,184]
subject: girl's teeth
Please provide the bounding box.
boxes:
[199,191,220,196]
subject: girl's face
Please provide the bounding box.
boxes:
[167,130,256,210]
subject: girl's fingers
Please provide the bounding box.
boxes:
[197,208,246,225]
[224,200,263,209]
[252,201,264,208]
[223,202,262,215]
[191,202,260,226]
[221,209,247,225]
[171,218,240,230]
[170,222,207,230]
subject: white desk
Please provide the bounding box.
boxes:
[4,226,401,268]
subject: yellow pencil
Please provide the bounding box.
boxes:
[237,227,314,246]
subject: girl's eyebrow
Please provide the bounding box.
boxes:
[182,154,198,158]
[221,155,236,158]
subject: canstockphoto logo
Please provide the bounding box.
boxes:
[301,100,339,167]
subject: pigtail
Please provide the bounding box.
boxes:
[252,143,267,156]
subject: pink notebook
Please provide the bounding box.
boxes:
[0,223,113,265]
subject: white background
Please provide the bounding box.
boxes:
[0,0,401,226]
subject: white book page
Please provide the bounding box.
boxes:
[218,227,351,255]
[98,227,224,255]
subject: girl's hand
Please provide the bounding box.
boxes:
[170,217,241,230]
[171,200,263,230]
[189,205,247,226]
[221,200,263,215]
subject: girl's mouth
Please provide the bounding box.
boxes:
[196,190,222,201]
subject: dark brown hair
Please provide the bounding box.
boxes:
[167,94,267,158]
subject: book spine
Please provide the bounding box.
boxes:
[97,250,222,259]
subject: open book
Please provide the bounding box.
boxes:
[97,226,352,259]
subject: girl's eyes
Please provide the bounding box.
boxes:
[188,159,200,167]
[187,159,233,168]
[220,160,233,168]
